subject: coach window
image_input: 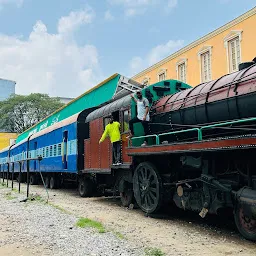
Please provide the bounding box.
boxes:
[122,109,130,133]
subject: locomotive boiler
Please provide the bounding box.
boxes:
[150,61,256,141]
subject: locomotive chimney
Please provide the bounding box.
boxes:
[239,60,255,71]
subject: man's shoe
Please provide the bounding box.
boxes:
[141,141,147,146]
[116,162,122,165]
[112,163,117,166]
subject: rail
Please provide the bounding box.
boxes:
[128,117,256,147]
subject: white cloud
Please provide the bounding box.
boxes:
[0,9,103,98]
[58,7,95,34]
[104,10,114,21]
[167,0,177,9]
[129,39,184,75]
[0,0,23,9]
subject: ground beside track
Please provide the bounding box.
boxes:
[0,182,256,256]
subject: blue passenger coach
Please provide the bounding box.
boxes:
[0,108,94,188]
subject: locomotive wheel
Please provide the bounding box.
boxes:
[49,176,58,189]
[29,174,38,185]
[45,176,50,189]
[78,178,93,197]
[234,204,256,241]
[133,162,162,214]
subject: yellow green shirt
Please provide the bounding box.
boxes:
[99,121,121,143]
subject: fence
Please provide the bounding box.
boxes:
[0,156,42,198]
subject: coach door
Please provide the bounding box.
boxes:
[34,141,37,171]
[62,131,68,169]
[121,109,132,164]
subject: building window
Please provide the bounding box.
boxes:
[201,51,211,82]
[224,30,242,73]
[198,46,212,83]
[176,59,187,83]
[158,70,166,82]
[158,73,165,81]
[142,78,149,87]
[177,62,186,83]
[228,36,241,72]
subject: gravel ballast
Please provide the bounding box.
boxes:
[0,187,143,256]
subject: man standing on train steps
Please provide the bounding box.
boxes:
[99,115,121,165]
[128,91,150,146]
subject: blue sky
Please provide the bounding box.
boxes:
[0,0,255,97]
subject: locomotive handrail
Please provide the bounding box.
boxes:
[128,117,256,147]
[200,117,256,135]
[159,128,202,142]
[128,134,160,146]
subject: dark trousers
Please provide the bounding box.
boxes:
[112,141,121,163]
[129,117,150,140]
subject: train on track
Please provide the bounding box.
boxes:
[1,61,256,241]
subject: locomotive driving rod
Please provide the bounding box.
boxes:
[176,175,256,219]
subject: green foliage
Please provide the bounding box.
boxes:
[0,93,64,133]
[48,202,71,214]
[76,217,105,233]
[28,193,45,202]
[145,247,165,256]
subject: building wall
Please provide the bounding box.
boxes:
[132,7,256,87]
[0,133,18,150]
[0,79,16,101]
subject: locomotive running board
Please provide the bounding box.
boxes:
[82,164,132,174]
[82,169,111,174]
[127,135,256,156]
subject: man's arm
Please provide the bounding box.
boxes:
[143,106,149,121]
[143,98,149,121]
[130,94,137,103]
[99,125,108,143]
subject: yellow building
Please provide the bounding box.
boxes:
[0,132,18,150]
[132,7,256,87]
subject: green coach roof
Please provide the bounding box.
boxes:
[16,73,142,143]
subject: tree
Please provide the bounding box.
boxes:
[0,93,64,133]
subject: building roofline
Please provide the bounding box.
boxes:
[0,78,16,84]
[132,6,256,80]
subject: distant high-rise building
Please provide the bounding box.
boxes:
[0,78,16,101]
